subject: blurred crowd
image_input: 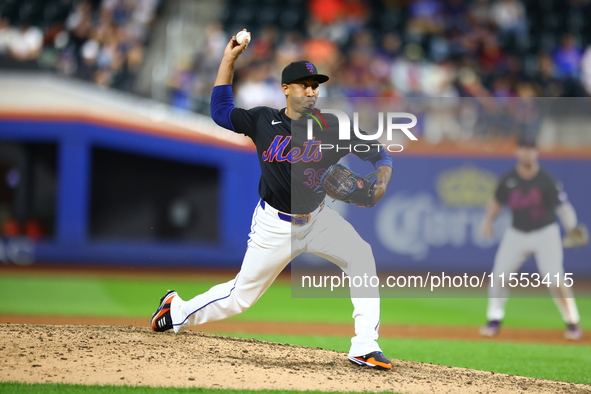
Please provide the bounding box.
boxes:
[1,0,591,139]
[170,0,591,132]
[174,0,591,143]
[0,0,161,91]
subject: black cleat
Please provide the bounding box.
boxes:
[150,290,177,332]
[348,351,393,370]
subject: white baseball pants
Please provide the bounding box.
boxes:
[170,200,382,357]
[486,223,580,324]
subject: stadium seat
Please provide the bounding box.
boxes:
[18,0,44,26]
[233,5,256,27]
[279,7,304,30]
[256,6,279,26]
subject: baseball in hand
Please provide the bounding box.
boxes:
[236,30,251,45]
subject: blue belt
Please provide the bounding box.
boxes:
[260,200,324,226]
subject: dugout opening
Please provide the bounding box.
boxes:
[89,147,220,243]
[0,142,57,241]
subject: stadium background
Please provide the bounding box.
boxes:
[0,0,590,391]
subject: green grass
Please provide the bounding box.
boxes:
[1,274,590,330]
[0,383,400,394]
[1,272,590,388]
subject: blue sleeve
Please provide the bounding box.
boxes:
[362,149,393,169]
[210,85,235,131]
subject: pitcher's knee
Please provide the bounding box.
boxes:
[231,291,259,314]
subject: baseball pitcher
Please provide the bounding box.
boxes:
[151,30,394,369]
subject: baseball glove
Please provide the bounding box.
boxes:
[318,164,380,208]
[563,224,589,248]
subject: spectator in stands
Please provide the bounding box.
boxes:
[377,32,402,60]
[7,24,43,62]
[478,35,508,78]
[551,34,585,96]
[390,44,427,96]
[491,76,514,98]
[46,0,154,91]
[552,34,584,80]
[490,0,527,49]
[456,68,489,99]
[248,25,278,63]
[309,0,345,25]
[234,62,284,109]
[275,30,306,65]
[341,0,371,33]
[302,36,339,68]
[307,0,349,46]
[0,17,11,55]
[444,0,469,32]
[167,58,196,111]
[468,0,490,25]
[406,0,444,39]
[65,0,94,64]
[77,38,100,81]
[534,53,564,97]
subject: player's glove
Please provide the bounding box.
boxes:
[563,224,589,248]
[318,164,380,208]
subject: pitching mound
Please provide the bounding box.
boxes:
[0,324,588,393]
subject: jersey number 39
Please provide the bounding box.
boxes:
[303,168,326,189]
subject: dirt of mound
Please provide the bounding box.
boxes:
[1,324,589,394]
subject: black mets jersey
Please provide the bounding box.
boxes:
[229,106,389,214]
[495,168,566,232]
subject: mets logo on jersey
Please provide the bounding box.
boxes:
[305,62,315,73]
[262,135,323,163]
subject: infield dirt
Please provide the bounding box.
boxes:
[1,324,589,394]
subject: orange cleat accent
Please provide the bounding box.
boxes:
[150,290,177,332]
[348,351,392,370]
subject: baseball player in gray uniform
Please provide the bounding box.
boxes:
[150,30,394,369]
[479,133,584,340]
